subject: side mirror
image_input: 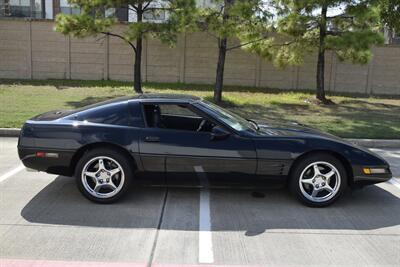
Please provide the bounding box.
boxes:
[210,125,230,141]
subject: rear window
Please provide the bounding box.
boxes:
[74,102,130,126]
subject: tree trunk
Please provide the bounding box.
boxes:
[213,0,233,103]
[214,38,227,103]
[133,3,143,94]
[134,35,143,94]
[316,4,331,104]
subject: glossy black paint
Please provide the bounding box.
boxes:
[18,94,392,188]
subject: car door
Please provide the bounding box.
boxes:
[138,102,257,187]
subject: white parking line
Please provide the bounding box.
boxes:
[194,166,214,264]
[388,178,400,190]
[0,164,25,183]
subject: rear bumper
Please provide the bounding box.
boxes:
[18,146,75,176]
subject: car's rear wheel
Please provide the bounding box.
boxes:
[289,153,347,207]
[75,148,132,203]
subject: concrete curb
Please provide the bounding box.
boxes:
[346,139,400,149]
[0,128,20,137]
[0,128,399,148]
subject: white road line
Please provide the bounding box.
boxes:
[194,165,214,264]
[388,178,400,190]
[0,164,25,183]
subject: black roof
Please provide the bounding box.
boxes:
[72,94,202,113]
[136,93,201,101]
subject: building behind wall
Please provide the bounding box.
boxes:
[0,0,48,18]
[0,1,399,96]
[0,0,215,21]
[1,0,399,45]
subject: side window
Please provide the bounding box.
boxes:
[143,103,215,132]
[159,104,200,117]
[76,103,129,126]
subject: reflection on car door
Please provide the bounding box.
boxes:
[138,102,257,187]
[165,129,257,187]
[139,127,257,187]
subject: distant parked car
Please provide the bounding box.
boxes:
[18,94,392,206]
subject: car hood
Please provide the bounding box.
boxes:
[252,119,389,167]
[254,119,346,141]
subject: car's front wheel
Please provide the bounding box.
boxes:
[289,153,348,207]
[75,148,132,203]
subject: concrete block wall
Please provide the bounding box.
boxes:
[108,25,134,81]
[31,21,66,79]
[146,37,180,83]
[0,20,30,79]
[369,47,400,95]
[184,32,218,84]
[0,19,399,96]
[70,36,105,80]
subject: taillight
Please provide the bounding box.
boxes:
[35,152,59,158]
[36,152,45,157]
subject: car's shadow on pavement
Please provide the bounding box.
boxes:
[21,176,400,234]
[210,185,400,235]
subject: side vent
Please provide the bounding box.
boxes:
[257,160,292,176]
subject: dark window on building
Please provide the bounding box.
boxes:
[0,0,44,18]
[115,5,128,21]
[392,34,400,45]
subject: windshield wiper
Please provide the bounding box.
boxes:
[246,119,260,131]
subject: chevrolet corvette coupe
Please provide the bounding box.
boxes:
[18,94,392,206]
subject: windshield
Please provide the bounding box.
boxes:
[200,101,257,132]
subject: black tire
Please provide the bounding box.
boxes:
[75,148,133,204]
[289,153,348,207]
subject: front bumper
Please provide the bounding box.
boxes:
[352,165,392,186]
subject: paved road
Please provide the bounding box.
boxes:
[0,137,399,267]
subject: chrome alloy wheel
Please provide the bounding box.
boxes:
[299,161,341,203]
[81,156,125,199]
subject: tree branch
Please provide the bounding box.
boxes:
[226,37,296,52]
[101,31,137,53]
[203,5,224,20]
[130,4,138,11]
[226,36,268,51]
[128,6,137,13]
[206,31,219,41]
[270,40,296,47]
[326,30,346,36]
[143,1,152,11]
[215,5,225,18]
[327,14,353,20]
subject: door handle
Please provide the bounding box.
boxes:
[144,136,160,142]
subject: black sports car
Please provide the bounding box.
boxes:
[18,94,392,206]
